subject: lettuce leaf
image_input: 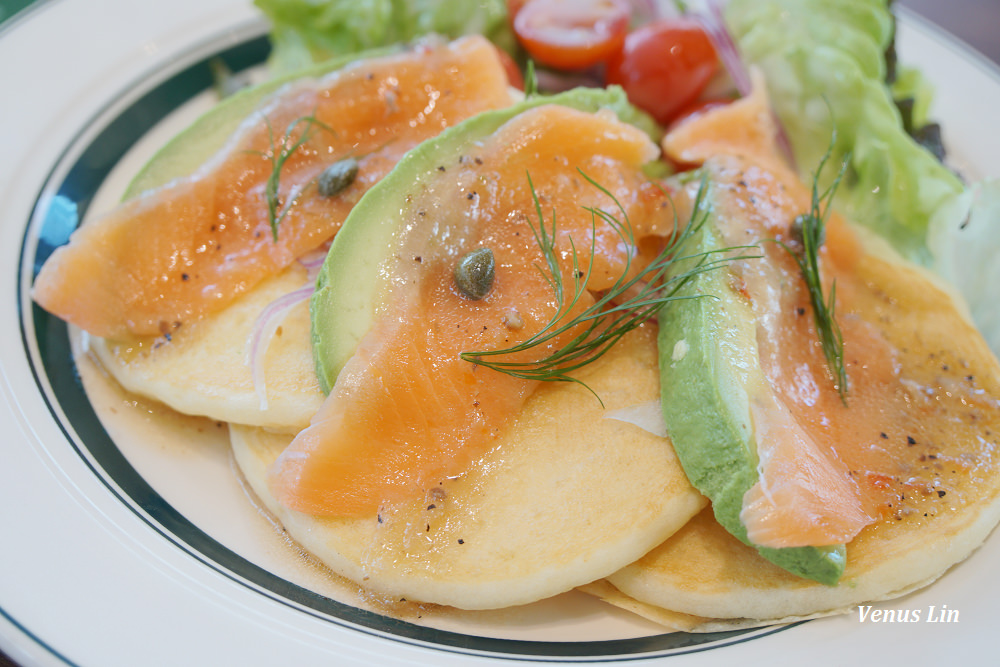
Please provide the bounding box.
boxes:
[726,0,1000,356]
[254,0,515,75]
[725,0,964,264]
[891,66,935,130]
[928,179,1000,353]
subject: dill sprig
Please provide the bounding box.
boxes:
[257,113,334,241]
[460,171,754,403]
[523,60,539,98]
[782,138,850,403]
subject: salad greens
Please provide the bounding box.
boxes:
[254,0,515,75]
[251,0,1000,354]
[725,0,1000,355]
[929,179,1000,354]
[725,0,965,265]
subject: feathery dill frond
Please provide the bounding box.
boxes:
[460,171,755,404]
[781,135,850,402]
[255,113,335,241]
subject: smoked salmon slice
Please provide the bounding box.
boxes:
[662,76,894,548]
[32,36,513,339]
[268,104,676,517]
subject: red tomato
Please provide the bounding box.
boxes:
[506,0,529,25]
[605,19,719,126]
[512,0,630,71]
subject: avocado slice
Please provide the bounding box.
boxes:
[657,172,846,585]
[309,86,656,392]
[122,46,398,199]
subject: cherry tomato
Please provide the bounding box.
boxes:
[512,0,631,71]
[506,0,529,25]
[605,19,719,126]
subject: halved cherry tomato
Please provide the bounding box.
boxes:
[605,19,719,126]
[506,0,529,26]
[512,0,630,71]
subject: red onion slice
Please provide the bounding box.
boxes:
[297,245,330,279]
[702,0,753,96]
[246,285,314,410]
[695,0,797,169]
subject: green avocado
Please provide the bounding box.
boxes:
[122,46,398,199]
[309,85,657,392]
[657,172,846,585]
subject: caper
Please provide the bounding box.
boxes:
[317,157,359,197]
[454,248,495,301]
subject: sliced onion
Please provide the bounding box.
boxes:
[603,399,668,438]
[297,247,328,269]
[696,0,797,169]
[693,2,751,97]
[246,285,314,410]
[297,244,331,280]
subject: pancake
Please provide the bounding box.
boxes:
[68,35,1000,626]
[230,324,709,610]
[591,229,1000,626]
[556,65,999,628]
[90,263,323,432]
[64,36,520,433]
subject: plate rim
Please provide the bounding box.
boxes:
[3,1,1000,665]
[12,17,791,664]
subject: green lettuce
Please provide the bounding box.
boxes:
[254,0,515,75]
[727,0,1000,355]
[891,66,935,130]
[928,180,1000,353]
[725,0,964,264]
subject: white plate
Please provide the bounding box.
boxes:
[2,1,999,665]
